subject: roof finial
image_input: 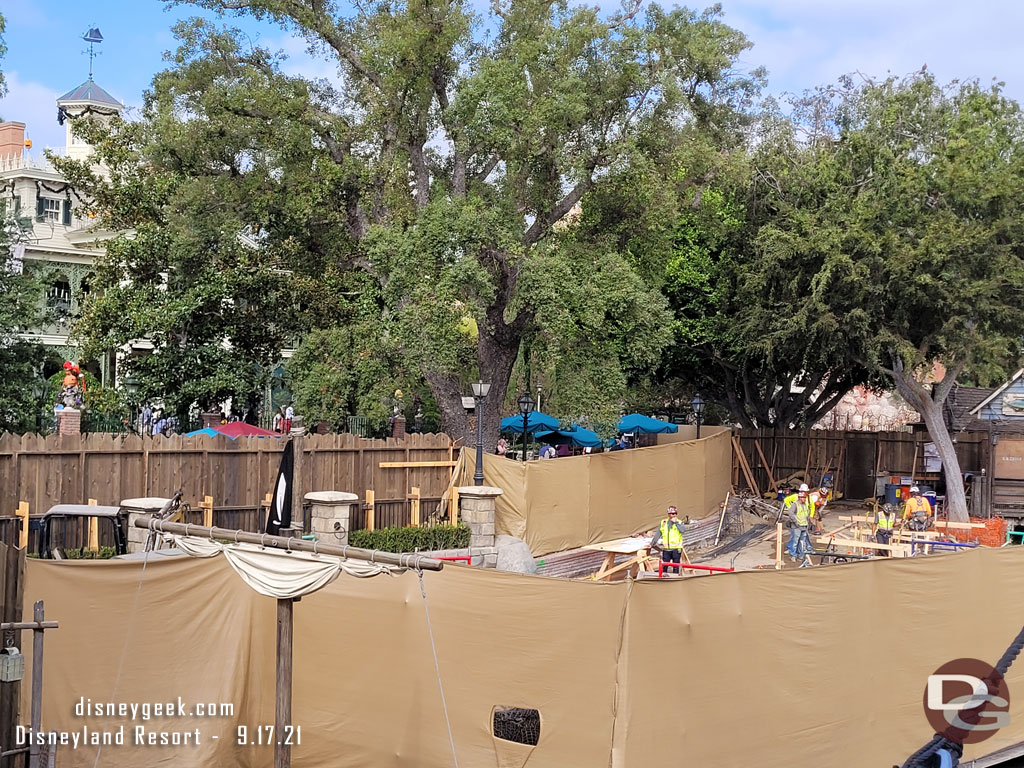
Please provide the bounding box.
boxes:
[82,28,103,80]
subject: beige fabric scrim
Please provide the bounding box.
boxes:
[24,546,1024,767]
[457,427,731,554]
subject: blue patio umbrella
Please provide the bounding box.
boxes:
[184,426,224,438]
[617,413,679,434]
[534,425,602,448]
[500,411,560,434]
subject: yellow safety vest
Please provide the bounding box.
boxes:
[659,519,684,550]
[785,494,812,526]
[877,510,895,530]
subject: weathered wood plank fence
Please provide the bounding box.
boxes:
[0,432,458,535]
[733,429,988,502]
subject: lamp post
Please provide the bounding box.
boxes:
[123,376,140,434]
[692,394,705,439]
[518,391,535,463]
[471,380,491,486]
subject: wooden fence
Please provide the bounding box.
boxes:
[0,432,459,537]
[733,429,988,501]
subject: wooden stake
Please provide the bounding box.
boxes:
[450,486,460,526]
[754,441,779,493]
[731,436,761,496]
[201,495,214,529]
[803,443,813,484]
[28,601,45,768]
[275,598,293,768]
[714,492,731,546]
[16,502,29,550]
[910,442,919,482]
[365,490,375,532]
[410,486,421,527]
[87,498,98,551]
[775,522,783,570]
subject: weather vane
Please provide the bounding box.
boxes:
[82,27,103,79]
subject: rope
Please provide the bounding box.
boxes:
[92,546,153,768]
[418,570,460,768]
[900,623,1024,768]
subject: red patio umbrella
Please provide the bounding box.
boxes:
[214,422,281,438]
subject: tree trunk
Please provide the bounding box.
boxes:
[424,324,521,452]
[890,364,969,523]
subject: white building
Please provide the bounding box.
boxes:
[0,76,124,385]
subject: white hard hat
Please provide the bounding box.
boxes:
[798,483,809,493]
[910,485,920,493]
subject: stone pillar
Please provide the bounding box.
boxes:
[391,416,406,439]
[121,497,172,554]
[305,491,358,544]
[458,486,501,550]
[56,408,81,435]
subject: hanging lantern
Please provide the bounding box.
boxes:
[0,647,25,682]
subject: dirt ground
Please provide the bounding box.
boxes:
[693,499,873,573]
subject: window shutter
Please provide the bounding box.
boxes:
[62,200,72,226]
[36,196,44,219]
[13,195,20,214]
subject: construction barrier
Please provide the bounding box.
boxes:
[456,426,732,556]
[22,546,1024,767]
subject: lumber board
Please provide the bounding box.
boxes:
[753,441,779,493]
[838,515,985,529]
[813,535,911,554]
[378,461,459,468]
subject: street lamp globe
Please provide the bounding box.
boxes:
[471,380,491,398]
[518,392,535,415]
[691,394,705,418]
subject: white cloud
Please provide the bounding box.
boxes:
[721,0,1024,103]
[0,71,63,150]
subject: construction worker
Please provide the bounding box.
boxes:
[783,484,814,563]
[808,485,829,534]
[874,502,898,556]
[650,506,686,575]
[902,486,933,531]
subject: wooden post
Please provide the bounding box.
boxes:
[290,431,305,536]
[87,498,99,551]
[365,490,375,532]
[274,598,293,768]
[16,502,29,550]
[753,441,779,493]
[0,544,25,758]
[410,486,420,527]
[450,486,459,526]
[775,522,783,570]
[201,495,214,528]
[28,601,44,768]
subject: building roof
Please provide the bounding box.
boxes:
[970,368,1024,415]
[56,78,122,109]
[946,386,997,431]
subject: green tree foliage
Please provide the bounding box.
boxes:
[70,0,760,443]
[0,10,7,98]
[54,118,306,420]
[682,73,1024,519]
[0,205,53,433]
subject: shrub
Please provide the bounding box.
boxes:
[58,546,118,559]
[349,524,470,553]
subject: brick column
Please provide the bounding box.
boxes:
[120,497,172,553]
[305,491,358,544]
[202,411,221,428]
[458,486,502,550]
[391,416,406,439]
[56,408,81,435]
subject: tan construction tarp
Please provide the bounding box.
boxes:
[461,427,732,555]
[24,546,1024,767]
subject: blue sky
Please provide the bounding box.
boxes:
[3,0,1023,150]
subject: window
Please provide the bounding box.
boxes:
[42,198,61,222]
